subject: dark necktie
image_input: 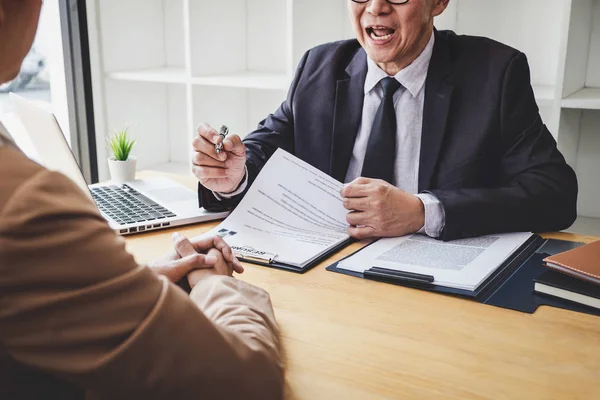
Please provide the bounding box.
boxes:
[361,77,402,184]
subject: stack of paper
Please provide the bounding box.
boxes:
[208,149,351,271]
[337,232,534,291]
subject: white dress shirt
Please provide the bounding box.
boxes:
[218,32,445,237]
[344,32,445,238]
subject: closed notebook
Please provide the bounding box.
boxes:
[534,270,600,310]
[542,240,600,285]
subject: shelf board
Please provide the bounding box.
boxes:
[562,88,600,110]
[107,67,188,84]
[532,85,555,107]
[190,71,290,90]
[104,71,558,102]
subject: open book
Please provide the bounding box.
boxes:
[207,148,352,272]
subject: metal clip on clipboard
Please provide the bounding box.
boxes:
[232,246,278,264]
[363,267,434,285]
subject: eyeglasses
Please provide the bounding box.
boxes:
[351,0,410,4]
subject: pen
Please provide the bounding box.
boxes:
[215,125,229,155]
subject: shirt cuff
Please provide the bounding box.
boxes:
[213,166,248,200]
[415,193,446,238]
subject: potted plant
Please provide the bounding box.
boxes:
[107,128,136,182]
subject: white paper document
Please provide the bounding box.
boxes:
[337,232,534,291]
[209,149,350,268]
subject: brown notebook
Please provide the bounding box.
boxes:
[543,241,600,286]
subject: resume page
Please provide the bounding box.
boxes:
[208,149,350,267]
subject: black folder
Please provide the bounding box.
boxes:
[326,236,600,317]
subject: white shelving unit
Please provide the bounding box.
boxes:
[107,67,188,84]
[87,0,349,180]
[87,0,600,229]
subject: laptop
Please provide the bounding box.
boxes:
[10,93,229,235]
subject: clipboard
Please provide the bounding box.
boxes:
[326,236,600,317]
[235,237,355,273]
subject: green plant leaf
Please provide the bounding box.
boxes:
[107,128,135,161]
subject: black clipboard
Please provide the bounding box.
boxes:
[238,237,355,273]
[326,236,600,317]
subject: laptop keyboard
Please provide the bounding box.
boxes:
[91,185,177,226]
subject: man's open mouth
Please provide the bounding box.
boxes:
[366,26,395,41]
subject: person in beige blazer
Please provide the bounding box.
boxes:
[0,1,284,399]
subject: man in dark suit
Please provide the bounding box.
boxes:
[192,0,577,241]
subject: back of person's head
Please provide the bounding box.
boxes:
[0,0,42,84]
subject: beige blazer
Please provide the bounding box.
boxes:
[0,136,284,399]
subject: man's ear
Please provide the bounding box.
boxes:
[432,0,450,18]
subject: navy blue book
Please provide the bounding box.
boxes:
[534,270,600,310]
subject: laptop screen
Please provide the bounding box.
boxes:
[9,93,92,198]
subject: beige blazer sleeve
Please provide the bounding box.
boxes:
[0,147,283,399]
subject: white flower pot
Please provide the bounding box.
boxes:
[108,156,137,183]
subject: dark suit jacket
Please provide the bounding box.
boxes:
[199,30,578,241]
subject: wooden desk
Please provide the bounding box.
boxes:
[125,172,600,400]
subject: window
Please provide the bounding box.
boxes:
[0,0,97,183]
[0,1,69,147]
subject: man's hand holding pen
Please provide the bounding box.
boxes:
[192,122,247,193]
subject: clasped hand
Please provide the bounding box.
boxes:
[341,177,425,239]
[151,232,244,288]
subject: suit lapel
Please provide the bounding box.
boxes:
[330,50,367,182]
[419,31,455,192]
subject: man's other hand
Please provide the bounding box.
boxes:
[186,247,236,288]
[341,177,425,239]
[151,232,243,284]
[192,123,247,193]
[169,232,244,288]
